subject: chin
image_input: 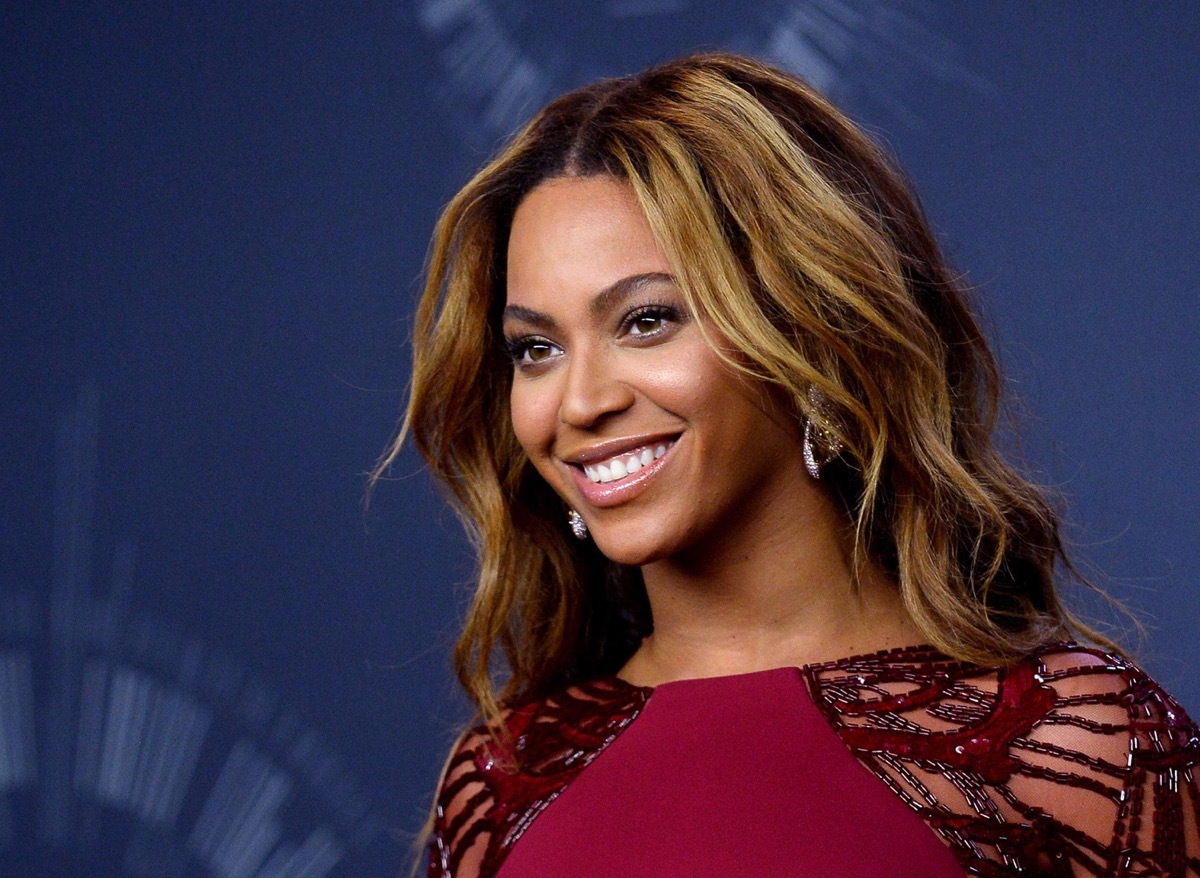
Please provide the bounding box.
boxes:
[591,539,658,568]
[589,527,683,568]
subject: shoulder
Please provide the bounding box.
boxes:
[427,678,649,878]
[1015,642,1199,765]
[809,642,1200,875]
[1008,643,1200,873]
[809,640,1196,738]
[811,639,1200,784]
[1016,642,1198,768]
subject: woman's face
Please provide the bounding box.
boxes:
[503,175,814,567]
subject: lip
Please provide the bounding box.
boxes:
[565,435,679,509]
[562,433,680,467]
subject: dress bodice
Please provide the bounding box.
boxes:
[427,643,1200,877]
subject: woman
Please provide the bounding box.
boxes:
[380,53,1200,876]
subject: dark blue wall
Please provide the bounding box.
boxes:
[2,3,1196,874]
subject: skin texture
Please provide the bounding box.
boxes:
[503,175,919,685]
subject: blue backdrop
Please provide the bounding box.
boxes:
[2,3,1196,875]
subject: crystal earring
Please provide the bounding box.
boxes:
[803,386,844,480]
[567,509,589,540]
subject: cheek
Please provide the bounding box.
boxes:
[508,380,558,458]
[663,354,800,451]
[642,352,748,420]
[634,340,723,405]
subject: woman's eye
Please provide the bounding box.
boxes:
[630,314,664,335]
[505,337,560,367]
[624,306,676,337]
[524,342,556,361]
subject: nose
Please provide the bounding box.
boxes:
[558,346,634,428]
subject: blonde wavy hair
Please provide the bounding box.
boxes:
[377,52,1115,728]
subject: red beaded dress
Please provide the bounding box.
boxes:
[427,643,1200,877]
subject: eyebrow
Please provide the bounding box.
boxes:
[502,272,676,330]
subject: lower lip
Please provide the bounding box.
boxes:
[568,442,677,508]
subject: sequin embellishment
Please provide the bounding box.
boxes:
[428,644,1200,877]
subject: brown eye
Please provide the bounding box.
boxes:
[630,314,664,335]
[504,335,562,369]
[624,305,677,338]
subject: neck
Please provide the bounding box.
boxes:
[620,489,919,687]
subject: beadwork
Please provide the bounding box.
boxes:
[428,643,1200,877]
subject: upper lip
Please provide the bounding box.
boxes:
[559,433,680,466]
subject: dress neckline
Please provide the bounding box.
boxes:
[607,642,951,693]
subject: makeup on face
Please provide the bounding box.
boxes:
[504,175,812,566]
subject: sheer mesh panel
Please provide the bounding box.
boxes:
[806,644,1200,876]
[428,644,1200,877]
[428,679,648,878]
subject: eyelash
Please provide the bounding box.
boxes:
[621,304,678,338]
[502,335,559,368]
[503,303,682,369]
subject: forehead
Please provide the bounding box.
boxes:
[505,176,671,308]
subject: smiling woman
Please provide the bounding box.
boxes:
[504,177,831,579]
[376,53,1200,877]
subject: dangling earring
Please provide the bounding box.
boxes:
[803,386,844,479]
[567,509,589,540]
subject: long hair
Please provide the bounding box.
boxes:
[376,52,1115,729]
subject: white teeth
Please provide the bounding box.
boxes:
[581,440,675,484]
